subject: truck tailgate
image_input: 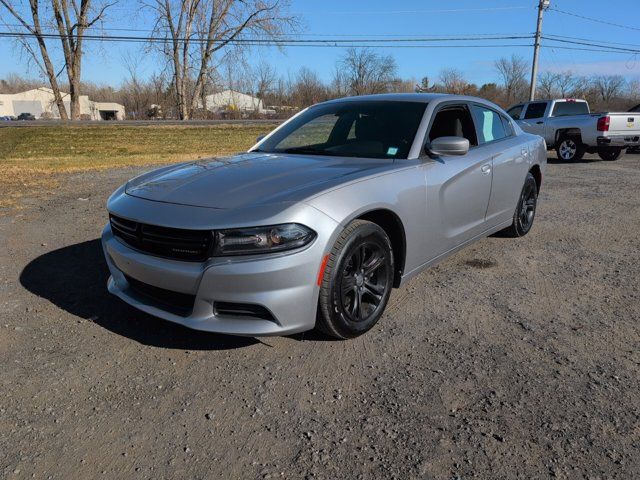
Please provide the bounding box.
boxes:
[607,113,640,135]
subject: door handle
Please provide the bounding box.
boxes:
[481,164,491,174]
[536,121,544,124]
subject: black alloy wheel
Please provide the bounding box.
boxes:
[317,220,394,339]
[500,172,538,238]
[339,242,389,323]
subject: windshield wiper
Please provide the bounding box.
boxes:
[279,146,331,155]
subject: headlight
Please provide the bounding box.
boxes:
[213,223,316,256]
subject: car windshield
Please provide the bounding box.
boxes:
[255,100,428,159]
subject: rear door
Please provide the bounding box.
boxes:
[472,104,529,225]
[519,101,549,139]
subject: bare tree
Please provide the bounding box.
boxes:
[537,71,558,99]
[556,71,576,98]
[494,55,529,104]
[0,73,41,93]
[290,67,327,108]
[339,47,397,96]
[388,77,416,93]
[0,0,112,119]
[438,68,477,95]
[253,60,276,101]
[120,53,151,119]
[146,0,295,120]
[627,79,640,106]
[592,75,626,104]
[439,68,466,94]
[478,83,500,103]
[330,65,349,98]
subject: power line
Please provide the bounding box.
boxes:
[548,7,640,32]
[290,6,531,15]
[541,45,640,55]
[2,28,639,56]
[0,23,533,38]
[542,36,640,55]
[545,34,640,49]
[0,30,534,46]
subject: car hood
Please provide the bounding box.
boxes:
[125,152,397,209]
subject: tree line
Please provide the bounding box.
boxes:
[1,1,638,119]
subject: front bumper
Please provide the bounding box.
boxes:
[101,217,335,336]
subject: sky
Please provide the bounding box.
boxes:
[1,0,640,88]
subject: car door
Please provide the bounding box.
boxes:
[471,104,527,226]
[422,103,494,257]
[518,101,549,138]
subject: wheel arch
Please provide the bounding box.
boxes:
[354,208,407,288]
[555,128,583,145]
[529,164,542,193]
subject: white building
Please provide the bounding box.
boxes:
[204,89,266,114]
[0,87,125,120]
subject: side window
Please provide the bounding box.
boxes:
[523,102,548,119]
[501,115,515,136]
[428,105,478,147]
[507,105,523,120]
[471,105,507,144]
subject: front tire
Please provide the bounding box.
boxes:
[556,136,585,162]
[317,220,394,339]
[500,172,538,238]
[597,147,623,161]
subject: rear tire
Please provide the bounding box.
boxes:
[316,220,394,339]
[597,147,624,161]
[556,136,585,162]
[500,173,538,238]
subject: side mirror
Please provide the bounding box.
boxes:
[426,136,470,157]
[256,134,266,143]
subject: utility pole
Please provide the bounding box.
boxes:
[529,0,550,101]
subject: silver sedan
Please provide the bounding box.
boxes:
[102,93,546,339]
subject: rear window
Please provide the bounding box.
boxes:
[507,105,524,120]
[552,101,589,117]
[524,102,548,119]
[471,105,507,144]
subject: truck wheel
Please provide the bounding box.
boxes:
[597,147,623,161]
[556,136,585,162]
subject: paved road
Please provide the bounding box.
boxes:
[1,153,639,479]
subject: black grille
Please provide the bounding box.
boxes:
[124,274,195,316]
[110,215,214,262]
[214,302,275,321]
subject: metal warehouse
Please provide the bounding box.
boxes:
[0,87,125,120]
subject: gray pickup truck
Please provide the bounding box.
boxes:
[507,99,640,161]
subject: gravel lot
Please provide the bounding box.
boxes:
[1,153,639,479]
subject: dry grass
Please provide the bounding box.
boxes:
[0,123,277,209]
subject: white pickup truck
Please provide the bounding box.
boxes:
[506,99,640,161]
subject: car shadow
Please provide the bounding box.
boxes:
[19,239,257,351]
[546,156,594,165]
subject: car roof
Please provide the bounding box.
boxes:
[320,93,482,105]
[319,92,508,113]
